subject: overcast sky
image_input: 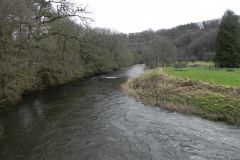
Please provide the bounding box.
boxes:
[76,0,240,33]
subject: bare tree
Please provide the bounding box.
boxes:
[150,36,177,67]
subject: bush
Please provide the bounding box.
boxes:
[174,62,187,70]
[226,68,235,72]
[0,65,11,88]
[37,68,60,87]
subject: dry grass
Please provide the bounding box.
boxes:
[124,68,240,126]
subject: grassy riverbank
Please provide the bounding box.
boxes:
[123,68,240,125]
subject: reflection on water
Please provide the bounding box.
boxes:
[0,64,240,160]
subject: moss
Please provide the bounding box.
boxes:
[125,68,240,125]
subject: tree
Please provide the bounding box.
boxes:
[0,0,134,106]
[214,10,240,68]
[188,29,217,60]
[128,19,220,63]
[150,36,177,67]
[236,26,240,59]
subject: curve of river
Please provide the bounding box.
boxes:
[0,65,240,160]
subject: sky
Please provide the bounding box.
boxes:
[75,0,240,33]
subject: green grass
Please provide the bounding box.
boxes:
[164,67,240,87]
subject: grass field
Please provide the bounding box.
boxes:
[164,67,240,87]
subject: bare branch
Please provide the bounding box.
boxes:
[41,0,93,25]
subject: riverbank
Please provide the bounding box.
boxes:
[123,68,240,125]
[0,69,115,108]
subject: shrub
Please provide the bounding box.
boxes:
[37,68,60,87]
[0,65,10,88]
[174,62,187,70]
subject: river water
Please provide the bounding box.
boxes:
[0,64,240,160]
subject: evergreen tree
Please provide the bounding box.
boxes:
[214,10,240,68]
[236,26,240,59]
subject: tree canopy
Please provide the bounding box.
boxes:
[0,0,134,106]
[214,10,240,68]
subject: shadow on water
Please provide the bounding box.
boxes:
[0,64,240,160]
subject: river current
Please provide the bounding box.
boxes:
[0,64,240,160]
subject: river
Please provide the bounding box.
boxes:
[0,64,240,160]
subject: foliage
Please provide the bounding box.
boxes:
[150,36,177,67]
[37,68,60,86]
[174,62,187,69]
[0,64,10,88]
[128,19,220,65]
[0,0,134,106]
[214,10,240,68]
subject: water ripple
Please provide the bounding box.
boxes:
[0,64,240,160]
